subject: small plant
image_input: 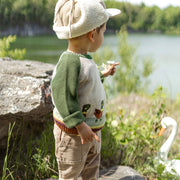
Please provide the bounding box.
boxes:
[102,103,162,168]
[2,122,15,180]
[115,26,153,93]
[101,86,180,179]
[1,121,58,179]
[0,35,26,59]
[155,162,180,180]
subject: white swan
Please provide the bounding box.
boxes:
[157,117,180,176]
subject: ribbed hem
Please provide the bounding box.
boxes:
[54,118,79,135]
[54,118,103,135]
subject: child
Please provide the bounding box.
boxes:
[51,0,120,179]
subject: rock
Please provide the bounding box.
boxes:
[99,166,145,180]
[44,166,145,180]
[0,57,55,148]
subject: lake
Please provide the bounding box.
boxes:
[104,33,180,99]
[11,33,180,99]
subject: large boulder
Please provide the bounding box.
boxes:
[0,57,55,148]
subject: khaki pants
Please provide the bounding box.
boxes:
[53,124,101,180]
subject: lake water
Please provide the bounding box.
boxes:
[104,33,180,99]
[11,33,180,99]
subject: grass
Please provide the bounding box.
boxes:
[101,87,180,179]
[2,122,15,180]
[1,120,58,180]
[1,88,180,179]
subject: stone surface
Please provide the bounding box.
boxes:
[44,166,145,180]
[99,166,145,180]
[0,57,55,147]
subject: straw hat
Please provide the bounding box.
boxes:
[53,0,121,39]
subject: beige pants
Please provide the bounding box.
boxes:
[53,124,101,180]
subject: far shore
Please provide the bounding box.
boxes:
[1,24,180,37]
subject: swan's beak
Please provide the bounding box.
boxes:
[158,127,166,136]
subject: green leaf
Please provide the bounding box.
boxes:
[119,139,128,145]
[157,163,165,175]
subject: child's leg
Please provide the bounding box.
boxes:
[56,158,83,180]
[81,131,101,180]
[53,124,89,180]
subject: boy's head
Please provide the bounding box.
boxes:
[53,0,121,39]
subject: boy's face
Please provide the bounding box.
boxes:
[89,23,106,52]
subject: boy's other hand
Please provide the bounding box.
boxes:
[76,122,100,144]
[102,63,119,77]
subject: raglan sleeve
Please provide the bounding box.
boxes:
[99,71,105,83]
[51,54,85,128]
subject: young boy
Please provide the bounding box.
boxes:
[51,0,120,179]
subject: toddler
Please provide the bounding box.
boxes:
[51,0,120,179]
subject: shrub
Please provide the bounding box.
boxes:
[1,120,58,179]
[115,27,153,93]
[93,26,154,96]
[0,35,26,59]
[101,86,180,179]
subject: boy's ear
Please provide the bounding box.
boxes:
[88,29,96,42]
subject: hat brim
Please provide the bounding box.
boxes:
[106,8,121,17]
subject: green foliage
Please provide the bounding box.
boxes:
[116,27,153,93]
[102,100,162,168]
[93,46,116,65]
[155,163,180,180]
[101,87,180,179]
[0,0,57,27]
[1,120,58,179]
[131,6,158,31]
[1,0,180,33]
[105,1,180,33]
[0,35,26,59]
[2,122,15,180]
[93,27,154,94]
[2,89,180,179]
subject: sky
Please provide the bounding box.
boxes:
[118,0,180,9]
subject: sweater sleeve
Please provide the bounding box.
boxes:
[51,53,85,128]
[99,71,105,83]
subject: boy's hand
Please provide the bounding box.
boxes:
[76,122,100,144]
[101,63,119,77]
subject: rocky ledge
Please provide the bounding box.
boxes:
[0,57,55,148]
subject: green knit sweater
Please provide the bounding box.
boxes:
[51,51,106,130]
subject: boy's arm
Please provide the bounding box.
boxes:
[51,54,85,128]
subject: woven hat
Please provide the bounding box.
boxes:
[53,0,121,39]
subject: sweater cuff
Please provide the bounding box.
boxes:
[63,111,85,128]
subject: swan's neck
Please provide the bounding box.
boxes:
[158,125,178,161]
